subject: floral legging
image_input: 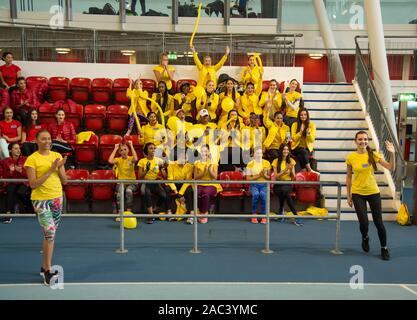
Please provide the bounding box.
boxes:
[33,197,63,242]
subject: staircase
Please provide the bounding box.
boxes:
[302,82,398,220]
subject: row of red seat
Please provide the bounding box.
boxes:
[38,103,129,132]
[64,169,320,205]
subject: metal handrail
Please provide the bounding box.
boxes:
[354,36,407,191]
[0,178,343,256]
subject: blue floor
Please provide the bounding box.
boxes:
[1,218,417,286]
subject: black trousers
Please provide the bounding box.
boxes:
[131,0,146,14]
[292,146,310,171]
[274,184,297,215]
[5,183,33,213]
[143,183,171,212]
[352,193,387,247]
[170,184,194,212]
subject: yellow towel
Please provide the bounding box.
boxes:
[76,131,95,144]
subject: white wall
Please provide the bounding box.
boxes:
[15,60,304,84]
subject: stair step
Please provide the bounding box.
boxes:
[325,198,396,209]
[314,149,356,159]
[315,140,375,150]
[319,172,386,183]
[304,101,361,109]
[316,130,367,138]
[309,110,364,119]
[303,93,357,101]
[303,83,354,92]
[313,120,367,128]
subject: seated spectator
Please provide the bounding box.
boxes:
[0,52,22,92]
[283,79,302,128]
[245,147,271,224]
[166,108,193,158]
[125,78,150,136]
[272,144,302,226]
[137,111,170,159]
[193,144,221,224]
[218,79,240,128]
[108,140,139,214]
[1,142,33,223]
[291,108,317,173]
[21,109,46,157]
[153,53,175,94]
[188,109,218,162]
[48,108,76,156]
[241,113,265,156]
[240,55,263,97]
[238,82,261,119]
[200,80,219,122]
[0,88,10,117]
[259,79,283,120]
[166,149,194,223]
[173,82,194,123]
[263,109,290,161]
[11,77,39,124]
[0,107,22,159]
[137,142,171,224]
[151,81,174,119]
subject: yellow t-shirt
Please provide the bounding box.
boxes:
[246,159,271,181]
[24,151,63,201]
[194,160,222,192]
[346,151,382,195]
[285,91,302,118]
[138,157,164,180]
[153,65,175,90]
[113,156,136,180]
[173,93,193,117]
[272,158,296,181]
[141,123,166,146]
[167,162,194,194]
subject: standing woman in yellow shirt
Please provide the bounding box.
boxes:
[240,55,263,97]
[193,144,221,224]
[153,53,175,94]
[138,142,171,224]
[272,144,302,226]
[290,108,317,173]
[259,79,283,121]
[108,140,138,213]
[239,82,262,118]
[197,80,219,122]
[346,131,395,261]
[151,81,174,119]
[24,129,67,286]
[190,45,230,88]
[263,107,290,161]
[219,109,244,172]
[283,79,303,128]
[245,147,271,224]
[174,82,194,123]
[138,112,170,158]
[125,78,150,137]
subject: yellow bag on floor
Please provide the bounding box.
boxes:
[123,211,137,229]
[306,206,328,216]
[397,203,411,226]
[175,198,187,221]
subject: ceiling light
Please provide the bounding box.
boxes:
[309,53,324,60]
[121,50,136,56]
[56,48,71,54]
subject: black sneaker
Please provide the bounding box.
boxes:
[146,218,155,224]
[2,217,12,224]
[381,247,390,261]
[42,270,58,286]
[361,236,370,252]
[40,267,45,276]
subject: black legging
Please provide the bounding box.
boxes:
[131,0,146,14]
[292,146,310,171]
[274,184,297,216]
[5,183,33,213]
[352,193,387,247]
[170,184,194,212]
[143,183,170,212]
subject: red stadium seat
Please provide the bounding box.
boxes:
[141,79,156,97]
[84,104,107,131]
[262,80,270,92]
[48,77,69,102]
[123,135,144,159]
[176,79,197,92]
[64,169,90,201]
[26,76,48,88]
[113,78,130,105]
[26,76,48,103]
[294,171,320,203]
[89,170,116,201]
[38,102,56,126]
[65,103,84,131]
[99,134,123,163]
[75,134,98,164]
[219,171,244,197]
[70,77,91,104]
[92,78,112,104]
[107,104,129,133]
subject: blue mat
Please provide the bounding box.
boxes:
[1,218,417,284]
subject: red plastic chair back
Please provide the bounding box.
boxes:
[64,169,90,200]
[176,79,197,93]
[70,77,91,104]
[89,170,116,200]
[84,104,107,131]
[75,134,98,164]
[113,78,130,105]
[124,135,144,159]
[48,77,69,102]
[99,134,123,163]
[141,79,156,97]
[107,104,129,133]
[294,171,320,203]
[219,171,244,194]
[92,78,112,104]
[262,80,270,92]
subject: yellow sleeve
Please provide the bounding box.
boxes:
[264,160,271,171]
[167,164,177,192]
[373,151,382,163]
[306,122,316,144]
[178,164,193,195]
[193,52,203,70]
[214,54,228,71]
[263,109,273,129]
[259,92,267,108]
[23,155,36,169]
[251,67,261,84]
[346,154,352,166]
[291,122,302,144]
[150,93,159,113]
[271,159,277,169]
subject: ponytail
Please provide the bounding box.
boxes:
[366,146,377,171]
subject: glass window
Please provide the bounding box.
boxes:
[282,0,317,24]
[0,0,9,11]
[18,0,65,13]
[72,0,120,15]
[178,0,224,18]
[127,0,171,17]
[231,0,278,19]
[381,0,417,24]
